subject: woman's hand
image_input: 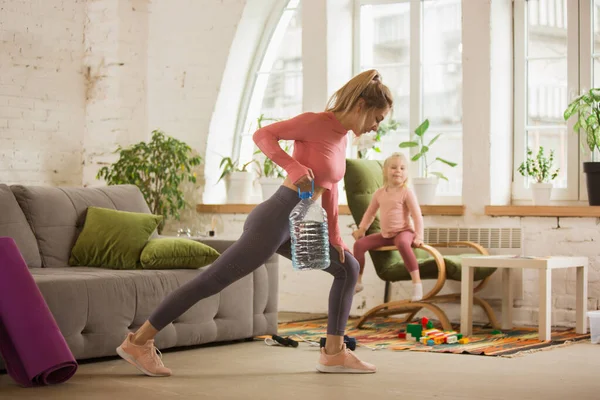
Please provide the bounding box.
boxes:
[333,245,345,263]
[352,228,366,240]
[412,238,423,248]
[293,168,314,192]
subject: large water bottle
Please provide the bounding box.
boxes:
[289,181,330,271]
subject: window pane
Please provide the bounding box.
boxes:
[527,58,567,126]
[423,129,462,197]
[238,1,302,164]
[422,63,462,129]
[525,128,568,188]
[422,0,462,64]
[527,0,568,59]
[422,0,462,197]
[369,66,409,128]
[359,3,410,67]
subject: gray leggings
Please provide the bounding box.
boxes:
[148,186,359,336]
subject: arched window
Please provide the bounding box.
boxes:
[234,0,303,165]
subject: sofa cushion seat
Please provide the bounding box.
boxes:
[29,266,255,360]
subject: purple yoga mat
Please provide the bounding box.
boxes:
[0,237,77,387]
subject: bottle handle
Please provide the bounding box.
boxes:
[297,180,314,199]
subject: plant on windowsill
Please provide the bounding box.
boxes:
[517,146,560,206]
[252,114,292,200]
[96,130,203,234]
[398,119,457,204]
[563,88,600,205]
[356,117,401,159]
[217,156,256,204]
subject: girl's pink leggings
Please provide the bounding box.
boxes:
[353,231,418,275]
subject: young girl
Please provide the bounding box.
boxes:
[352,152,424,301]
[116,69,393,376]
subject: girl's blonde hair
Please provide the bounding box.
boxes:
[325,69,393,116]
[382,152,409,187]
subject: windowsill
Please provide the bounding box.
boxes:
[485,205,600,217]
[196,204,465,216]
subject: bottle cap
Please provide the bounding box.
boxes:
[297,180,314,200]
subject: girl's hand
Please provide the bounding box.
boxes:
[333,245,345,263]
[412,238,423,248]
[352,228,365,240]
[293,168,314,192]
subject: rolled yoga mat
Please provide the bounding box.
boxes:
[0,237,77,387]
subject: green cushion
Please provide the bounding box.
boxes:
[140,238,220,269]
[69,206,162,269]
[344,159,495,282]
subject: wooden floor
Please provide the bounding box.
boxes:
[1,313,598,400]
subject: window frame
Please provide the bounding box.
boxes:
[513,0,594,203]
[232,0,301,163]
[353,0,462,204]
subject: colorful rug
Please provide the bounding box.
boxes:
[266,317,590,357]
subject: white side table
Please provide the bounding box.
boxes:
[460,255,588,341]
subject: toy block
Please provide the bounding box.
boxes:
[427,339,435,346]
[433,337,444,345]
[445,336,458,344]
[426,321,434,329]
[491,330,502,335]
[421,317,429,327]
[406,333,417,342]
[420,337,429,345]
[406,324,423,340]
[456,334,463,340]
[458,338,470,344]
[398,332,407,339]
[423,328,440,336]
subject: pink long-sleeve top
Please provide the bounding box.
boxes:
[253,111,349,251]
[358,186,424,241]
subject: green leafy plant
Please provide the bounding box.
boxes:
[252,114,292,179]
[217,157,257,183]
[517,146,559,183]
[563,88,600,157]
[398,119,457,180]
[96,130,202,233]
[358,117,401,159]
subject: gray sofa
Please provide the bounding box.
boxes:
[0,184,279,370]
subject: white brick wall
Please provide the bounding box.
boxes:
[147,0,245,158]
[0,0,86,185]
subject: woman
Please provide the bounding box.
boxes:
[116,69,393,376]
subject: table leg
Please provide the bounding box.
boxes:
[576,263,588,334]
[538,268,551,341]
[460,264,474,336]
[502,269,513,329]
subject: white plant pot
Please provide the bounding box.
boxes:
[259,177,283,201]
[226,171,253,204]
[412,177,438,205]
[531,182,552,205]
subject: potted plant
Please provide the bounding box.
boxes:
[398,119,457,204]
[252,114,291,200]
[517,146,560,205]
[218,156,256,204]
[96,130,203,233]
[563,88,600,205]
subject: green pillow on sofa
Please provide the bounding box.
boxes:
[140,238,220,269]
[69,206,162,269]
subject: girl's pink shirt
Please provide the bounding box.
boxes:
[358,185,424,241]
[252,111,349,251]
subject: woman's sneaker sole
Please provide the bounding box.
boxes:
[116,346,170,377]
[316,363,376,374]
